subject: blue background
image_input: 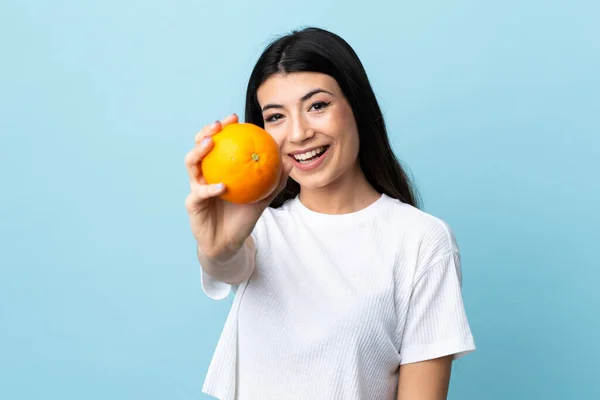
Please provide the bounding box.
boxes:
[1,0,598,399]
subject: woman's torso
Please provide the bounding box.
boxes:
[236,194,431,399]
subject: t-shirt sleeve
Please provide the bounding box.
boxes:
[199,223,262,300]
[200,268,233,300]
[200,241,253,300]
[398,248,476,365]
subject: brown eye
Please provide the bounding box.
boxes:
[265,113,284,123]
[309,101,331,111]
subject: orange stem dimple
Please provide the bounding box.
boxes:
[252,153,260,162]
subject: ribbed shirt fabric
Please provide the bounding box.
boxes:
[201,194,476,400]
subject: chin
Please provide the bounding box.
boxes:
[291,170,340,191]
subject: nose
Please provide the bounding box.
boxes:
[288,114,315,144]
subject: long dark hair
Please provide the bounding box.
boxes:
[244,27,420,209]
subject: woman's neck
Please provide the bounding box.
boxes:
[298,163,381,215]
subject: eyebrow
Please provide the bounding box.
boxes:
[261,88,334,112]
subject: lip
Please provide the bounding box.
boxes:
[288,145,331,172]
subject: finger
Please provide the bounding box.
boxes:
[194,114,239,144]
[194,182,227,201]
[194,120,222,144]
[184,137,215,181]
[185,183,227,211]
[220,113,239,127]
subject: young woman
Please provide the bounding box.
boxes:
[185,27,476,400]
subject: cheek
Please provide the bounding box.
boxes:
[331,110,360,158]
[265,127,287,149]
[340,132,360,166]
[266,127,294,170]
[329,105,356,138]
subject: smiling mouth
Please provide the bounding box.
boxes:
[289,145,330,164]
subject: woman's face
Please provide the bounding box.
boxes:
[256,72,360,191]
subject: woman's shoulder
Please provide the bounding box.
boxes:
[250,198,297,239]
[380,194,454,229]
[260,197,297,222]
[378,195,460,259]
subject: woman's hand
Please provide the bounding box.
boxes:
[184,114,290,261]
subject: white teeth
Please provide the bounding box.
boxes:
[293,146,326,162]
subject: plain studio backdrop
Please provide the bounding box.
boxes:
[1,1,598,399]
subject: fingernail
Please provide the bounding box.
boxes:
[211,121,220,128]
[201,137,212,147]
[213,183,225,191]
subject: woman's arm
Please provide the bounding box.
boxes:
[397,355,453,400]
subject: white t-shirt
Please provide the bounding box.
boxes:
[201,194,476,400]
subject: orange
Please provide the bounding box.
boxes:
[201,123,281,204]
